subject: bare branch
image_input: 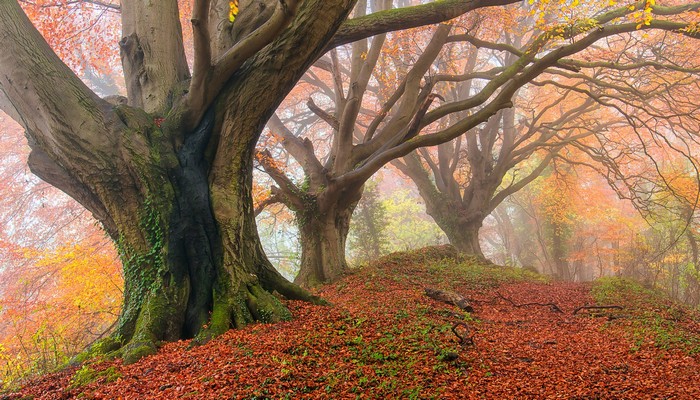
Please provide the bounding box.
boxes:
[327,0,521,50]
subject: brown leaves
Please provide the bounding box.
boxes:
[9,249,700,399]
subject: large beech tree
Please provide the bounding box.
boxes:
[396,1,700,258]
[258,1,700,285]
[0,0,522,363]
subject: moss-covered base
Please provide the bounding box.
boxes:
[70,336,124,366]
[193,280,292,345]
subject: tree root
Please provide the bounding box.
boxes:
[496,291,563,313]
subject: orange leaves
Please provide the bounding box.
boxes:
[9,252,700,398]
[19,0,121,77]
[0,115,122,387]
[0,233,122,388]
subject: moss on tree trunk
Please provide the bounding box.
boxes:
[82,108,321,364]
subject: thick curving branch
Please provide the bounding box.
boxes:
[326,0,521,50]
[185,0,301,126]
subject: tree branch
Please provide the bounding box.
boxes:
[307,98,340,130]
[186,0,301,127]
[326,0,521,50]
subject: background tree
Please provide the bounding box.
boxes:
[396,2,700,259]
[348,178,388,264]
[260,0,700,285]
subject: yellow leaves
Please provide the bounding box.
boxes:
[0,233,122,388]
[634,0,655,29]
[680,21,700,35]
[229,0,239,23]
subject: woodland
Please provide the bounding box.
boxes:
[1,0,700,397]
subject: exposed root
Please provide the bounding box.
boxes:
[496,291,563,313]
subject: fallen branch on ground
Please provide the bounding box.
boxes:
[424,287,474,312]
[496,291,563,313]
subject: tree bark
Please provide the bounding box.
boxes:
[294,204,355,287]
[439,218,485,258]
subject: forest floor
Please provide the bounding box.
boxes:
[4,245,700,399]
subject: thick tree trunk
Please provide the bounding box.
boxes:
[447,222,484,258]
[294,205,354,287]
[205,117,322,342]
[74,107,321,364]
[434,215,485,258]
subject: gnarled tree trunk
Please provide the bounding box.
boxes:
[435,216,485,258]
[294,204,355,287]
[0,0,354,364]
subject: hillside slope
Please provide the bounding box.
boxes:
[5,246,700,399]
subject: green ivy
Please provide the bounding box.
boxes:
[115,195,166,324]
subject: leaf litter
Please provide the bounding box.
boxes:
[6,246,700,399]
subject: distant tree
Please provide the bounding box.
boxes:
[348,178,388,264]
[395,4,700,259]
[260,1,700,285]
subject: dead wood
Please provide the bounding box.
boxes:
[424,287,474,312]
[451,322,474,347]
[496,291,563,313]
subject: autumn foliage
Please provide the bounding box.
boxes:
[0,116,122,388]
[3,246,699,398]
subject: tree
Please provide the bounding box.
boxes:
[395,2,700,258]
[259,0,700,284]
[348,178,388,264]
[0,0,521,362]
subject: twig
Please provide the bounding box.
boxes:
[451,322,474,347]
[572,305,623,315]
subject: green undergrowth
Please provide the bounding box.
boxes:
[592,277,700,355]
[363,245,546,291]
[68,365,121,390]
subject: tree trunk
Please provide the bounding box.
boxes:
[550,220,571,281]
[437,216,485,258]
[75,107,322,364]
[294,205,354,287]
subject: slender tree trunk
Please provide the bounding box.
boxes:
[685,224,700,306]
[294,205,354,287]
[550,221,570,281]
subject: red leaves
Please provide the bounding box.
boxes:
[9,251,700,399]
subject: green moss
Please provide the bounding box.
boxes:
[70,336,124,365]
[591,277,652,304]
[115,194,170,331]
[69,365,121,389]
[122,341,157,365]
[591,276,700,355]
[248,284,291,323]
